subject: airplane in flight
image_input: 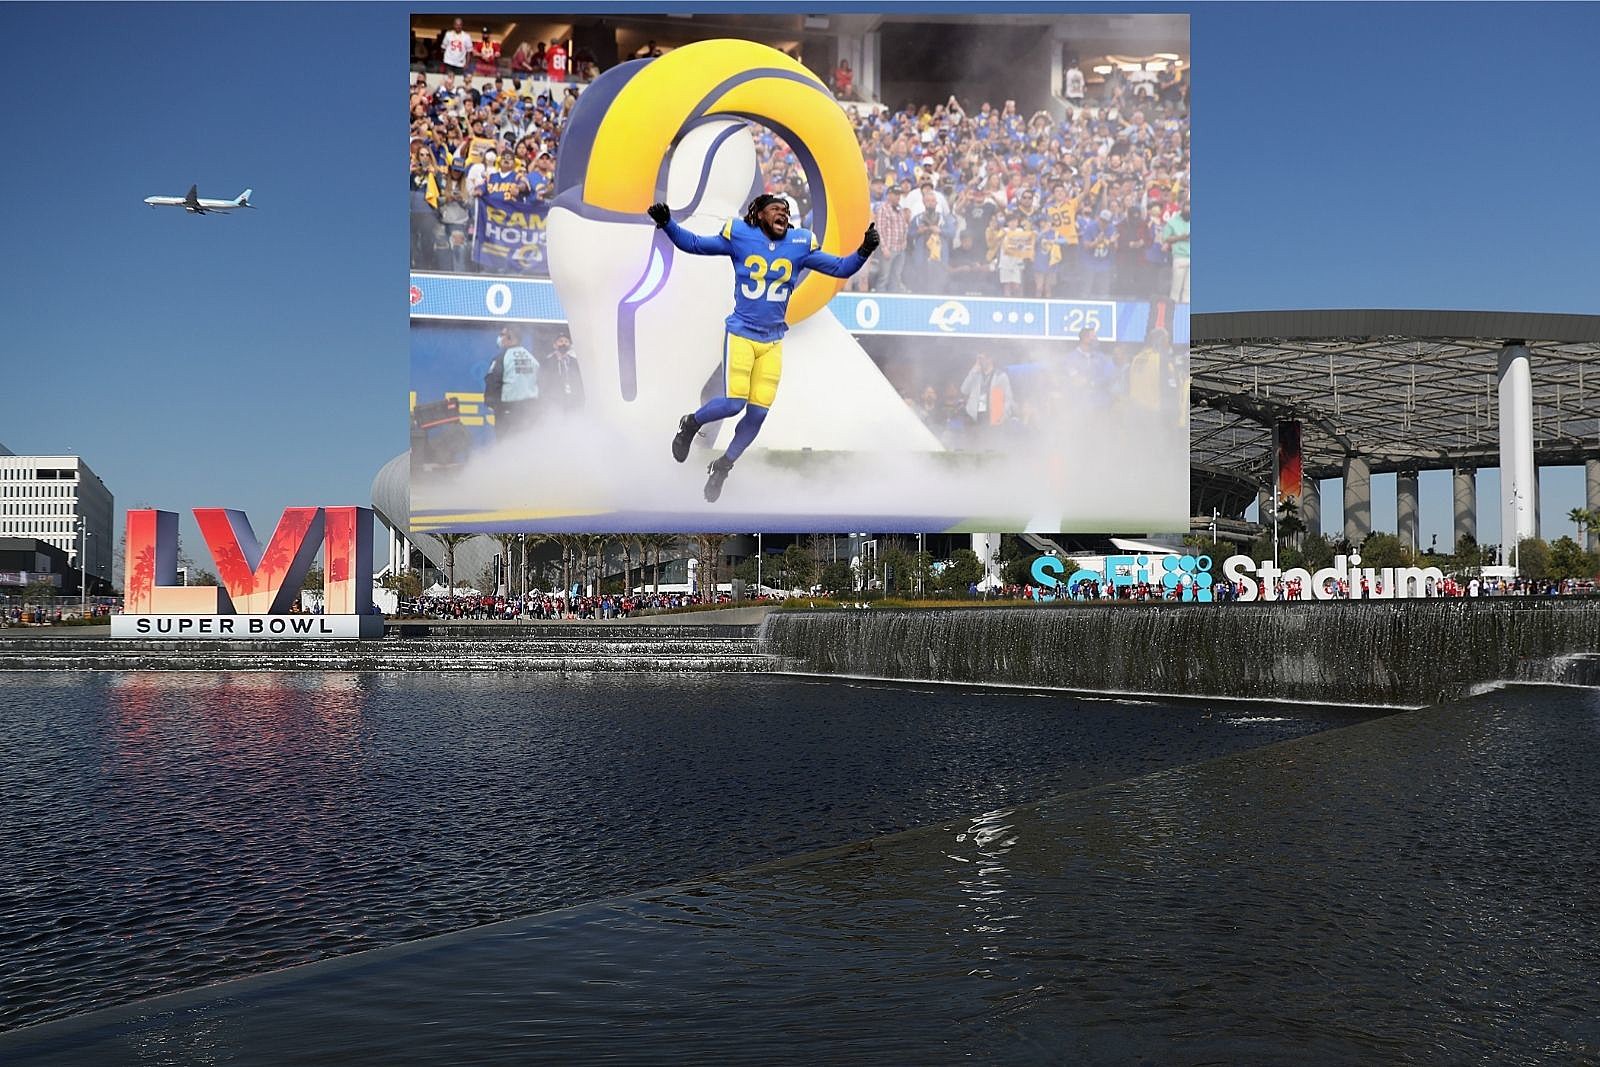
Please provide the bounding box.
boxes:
[143,185,255,214]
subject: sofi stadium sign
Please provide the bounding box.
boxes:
[1032,552,1447,602]
[112,507,382,639]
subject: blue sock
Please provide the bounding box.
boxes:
[693,396,746,424]
[725,403,769,462]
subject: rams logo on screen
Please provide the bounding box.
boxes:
[929,300,971,333]
[554,38,869,329]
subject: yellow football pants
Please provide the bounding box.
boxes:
[724,332,783,408]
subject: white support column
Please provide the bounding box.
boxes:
[1343,455,1371,544]
[1588,458,1600,553]
[1302,477,1322,540]
[970,533,1001,591]
[395,526,410,575]
[1453,468,1477,549]
[1498,343,1537,564]
[1048,30,1066,113]
[1396,471,1420,554]
[861,31,880,103]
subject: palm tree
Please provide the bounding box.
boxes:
[553,534,578,598]
[1570,507,1593,545]
[695,533,728,601]
[491,532,518,596]
[639,534,660,594]
[1278,497,1305,543]
[584,534,609,595]
[435,533,474,597]
[644,533,676,594]
[632,533,651,595]
[519,533,549,596]
[620,534,640,597]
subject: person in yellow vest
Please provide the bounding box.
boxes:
[1129,326,1186,443]
[996,211,1037,297]
[1045,180,1083,296]
[984,210,1007,269]
[1128,328,1165,414]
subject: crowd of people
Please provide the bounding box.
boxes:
[775,77,1190,300]
[1,600,115,625]
[401,589,735,621]
[409,69,571,272]
[2,603,66,624]
[413,21,598,82]
[409,35,1190,304]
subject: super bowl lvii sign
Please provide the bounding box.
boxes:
[112,507,382,639]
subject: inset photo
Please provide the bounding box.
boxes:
[407,12,1190,532]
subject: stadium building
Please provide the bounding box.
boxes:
[1190,310,1600,558]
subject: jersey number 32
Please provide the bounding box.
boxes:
[740,255,793,302]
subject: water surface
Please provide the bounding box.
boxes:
[0,671,1356,1033]
[6,685,1592,1064]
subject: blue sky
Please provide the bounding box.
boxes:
[3,3,1597,561]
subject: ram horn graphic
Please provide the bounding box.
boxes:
[546,39,869,403]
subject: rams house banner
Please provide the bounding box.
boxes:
[112,507,384,640]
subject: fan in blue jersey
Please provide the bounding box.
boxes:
[648,194,879,502]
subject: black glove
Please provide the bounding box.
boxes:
[858,222,880,257]
[647,202,671,227]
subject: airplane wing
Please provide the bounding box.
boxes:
[184,185,201,209]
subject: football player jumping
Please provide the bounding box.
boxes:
[649,194,879,502]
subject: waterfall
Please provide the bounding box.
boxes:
[759,601,1600,706]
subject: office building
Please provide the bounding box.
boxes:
[0,444,115,589]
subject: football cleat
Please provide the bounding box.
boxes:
[671,414,700,463]
[704,456,734,502]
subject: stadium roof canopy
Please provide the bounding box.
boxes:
[1189,310,1600,486]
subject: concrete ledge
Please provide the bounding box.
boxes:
[0,625,775,672]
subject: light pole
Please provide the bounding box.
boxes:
[77,518,88,618]
[918,532,925,597]
[1272,482,1280,569]
[756,532,762,596]
[1507,489,1524,572]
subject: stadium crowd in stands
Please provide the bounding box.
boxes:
[409,36,1189,302]
[778,83,1189,301]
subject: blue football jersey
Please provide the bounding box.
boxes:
[662,217,866,341]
